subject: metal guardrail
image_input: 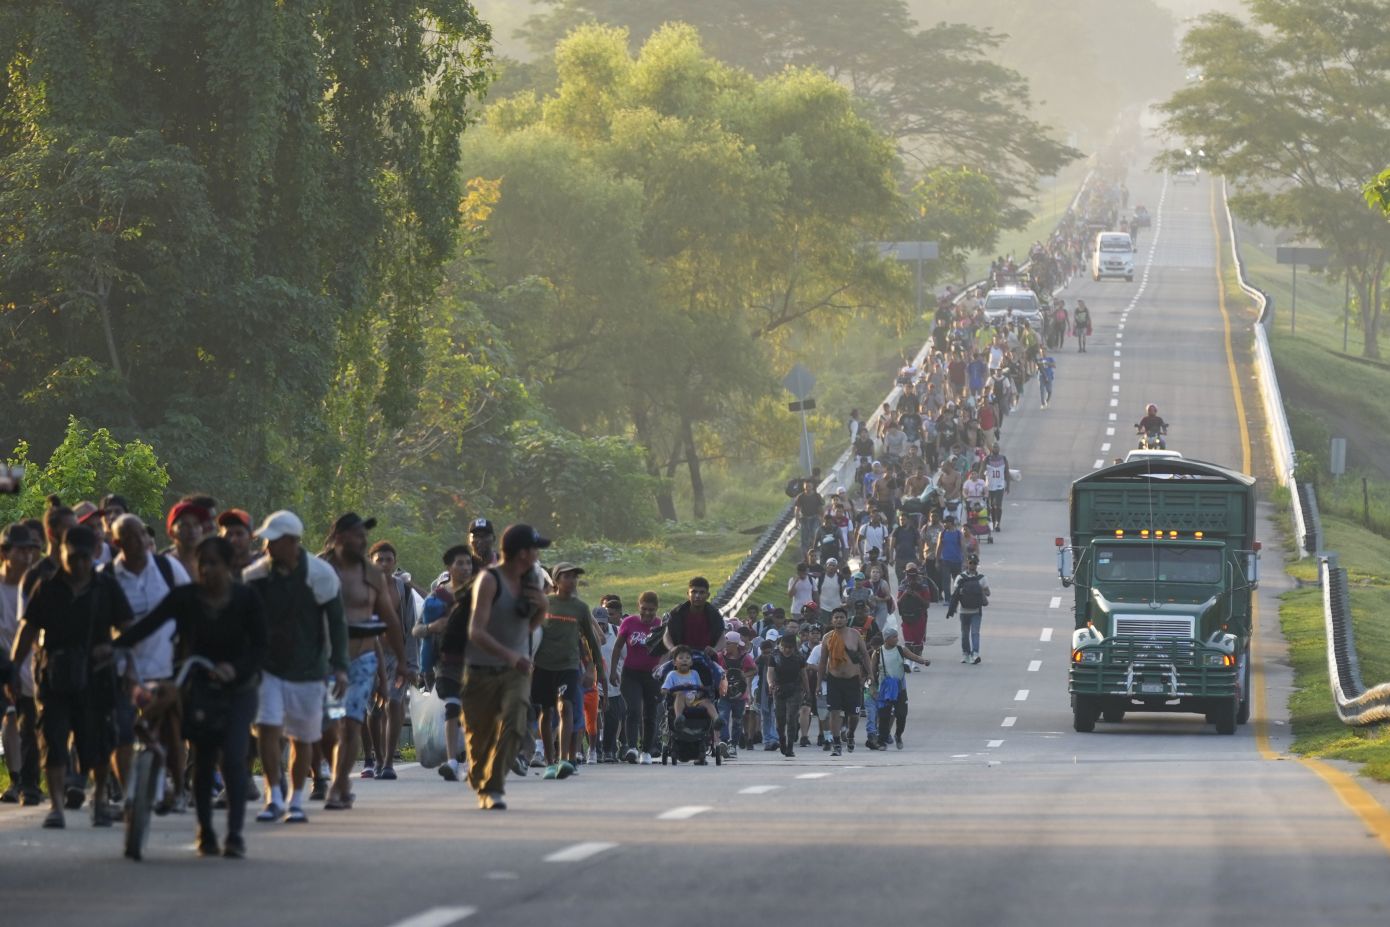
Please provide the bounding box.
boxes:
[1321,554,1390,725]
[1222,181,1386,725]
[715,169,1096,617]
[1220,179,1310,558]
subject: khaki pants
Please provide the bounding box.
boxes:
[460,665,530,797]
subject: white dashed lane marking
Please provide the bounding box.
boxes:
[1041,627,1054,642]
[657,806,711,820]
[545,842,618,863]
[738,786,782,795]
[1028,660,1042,672]
[1002,717,1017,727]
[795,773,832,780]
[1094,459,1105,469]
[1048,597,1061,609]
[388,908,477,927]
[987,740,1004,748]
[1015,689,1030,702]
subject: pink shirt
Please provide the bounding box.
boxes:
[616,615,663,673]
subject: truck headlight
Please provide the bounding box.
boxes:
[1203,652,1235,667]
[1072,649,1103,664]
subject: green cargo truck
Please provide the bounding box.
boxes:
[1057,457,1260,734]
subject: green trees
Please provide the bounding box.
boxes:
[1,1,492,518]
[467,24,905,517]
[1159,0,1390,358]
[0,419,170,525]
[519,1,1078,217]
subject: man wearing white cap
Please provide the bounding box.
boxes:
[244,511,348,824]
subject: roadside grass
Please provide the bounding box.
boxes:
[1230,222,1390,781]
[1278,513,1390,782]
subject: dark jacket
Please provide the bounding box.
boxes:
[664,600,725,652]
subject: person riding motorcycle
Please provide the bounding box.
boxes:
[1136,404,1168,448]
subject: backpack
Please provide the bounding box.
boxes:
[956,574,988,611]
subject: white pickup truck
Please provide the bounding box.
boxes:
[1091,231,1135,282]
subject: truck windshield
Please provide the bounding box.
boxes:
[985,296,1038,314]
[1100,236,1132,252]
[1094,545,1222,584]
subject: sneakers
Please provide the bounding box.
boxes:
[557,760,576,779]
[961,654,971,663]
[309,778,328,801]
[831,741,843,757]
[64,785,84,810]
[0,787,19,804]
[623,747,639,764]
[638,752,653,766]
[865,736,879,750]
[846,738,855,753]
[438,763,459,782]
[895,737,905,750]
[91,804,114,827]
[798,736,811,747]
[764,742,780,751]
[822,738,832,752]
[973,653,982,665]
[542,764,560,780]
[256,804,286,823]
[529,749,546,768]
[377,766,398,781]
[479,792,507,810]
[360,758,376,779]
[20,789,43,807]
[726,745,738,759]
[42,809,64,829]
[512,754,530,777]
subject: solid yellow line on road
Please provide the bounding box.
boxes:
[1209,181,1390,855]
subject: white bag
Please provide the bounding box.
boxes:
[408,685,447,769]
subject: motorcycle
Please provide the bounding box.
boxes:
[1134,424,1168,450]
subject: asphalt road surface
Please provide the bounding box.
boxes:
[3,169,1388,927]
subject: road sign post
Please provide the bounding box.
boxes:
[1276,246,1330,335]
[877,241,940,317]
[782,364,817,478]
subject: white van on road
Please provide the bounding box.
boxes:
[1091,231,1135,282]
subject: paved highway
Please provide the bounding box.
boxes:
[3,169,1388,926]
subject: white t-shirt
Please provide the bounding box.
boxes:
[807,643,827,695]
[860,523,889,556]
[788,575,816,615]
[109,554,192,680]
[817,574,844,612]
[963,476,987,503]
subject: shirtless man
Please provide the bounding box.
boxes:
[817,607,868,757]
[935,457,963,524]
[320,513,406,809]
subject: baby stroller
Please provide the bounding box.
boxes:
[966,498,993,545]
[654,652,725,766]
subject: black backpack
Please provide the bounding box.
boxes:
[956,574,988,610]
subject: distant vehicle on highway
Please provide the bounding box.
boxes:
[1174,167,1200,184]
[1091,232,1135,282]
[982,285,1043,328]
[1133,205,1151,228]
[1124,448,1184,463]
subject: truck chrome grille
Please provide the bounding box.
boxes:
[1113,614,1195,638]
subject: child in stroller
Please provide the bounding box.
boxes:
[657,646,726,765]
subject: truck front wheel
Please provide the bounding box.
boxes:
[1073,696,1099,733]
[1212,696,1238,735]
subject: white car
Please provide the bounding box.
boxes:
[1091,232,1135,282]
[1124,449,1184,463]
[1174,168,1199,185]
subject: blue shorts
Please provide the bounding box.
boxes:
[344,652,379,723]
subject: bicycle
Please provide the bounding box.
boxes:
[124,655,214,860]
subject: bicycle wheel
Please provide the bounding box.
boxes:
[125,749,158,861]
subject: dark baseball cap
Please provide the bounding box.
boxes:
[332,512,377,535]
[469,518,495,536]
[500,523,550,556]
[1,522,41,550]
